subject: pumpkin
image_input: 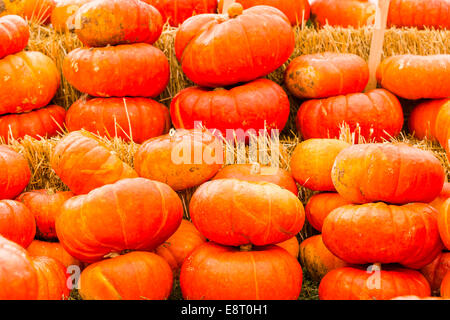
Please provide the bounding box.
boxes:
[0,15,29,59]
[0,105,66,142]
[376,55,450,100]
[442,272,450,298]
[134,129,223,191]
[322,203,443,269]
[420,251,450,293]
[429,182,450,212]
[438,198,450,250]
[290,139,350,191]
[319,266,431,300]
[31,256,69,300]
[409,99,449,141]
[175,4,294,87]
[50,0,93,32]
[311,0,375,28]
[276,236,299,259]
[285,52,369,99]
[0,235,38,300]
[170,79,290,139]
[79,251,173,300]
[435,101,450,156]
[23,0,55,24]
[66,97,170,144]
[190,179,305,246]
[0,51,60,115]
[62,43,169,98]
[155,219,206,272]
[56,178,183,263]
[143,0,217,26]
[296,89,403,142]
[17,189,74,241]
[213,163,298,195]
[0,145,30,200]
[299,235,348,281]
[28,240,82,269]
[50,131,138,195]
[331,143,446,204]
[0,0,26,17]
[180,242,303,300]
[0,200,35,248]
[305,192,351,232]
[387,0,450,29]
[74,0,163,47]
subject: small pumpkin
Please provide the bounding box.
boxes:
[28,240,82,269]
[429,182,450,213]
[23,0,55,24]
[420,251,450,293]
[435,100,450,157]
[387,0,450,29]
[50,0,93,32]
[0,200,35,248]
[441,272,450,298]
[311,0,375,28]
[0,0,26,17]
[438,198,450,250]
[0,145,31,200]
[276,236,299,259]
[31,256,69,300]
[0,15,29,59]
[305,192,351,232]
[408,99,449,141]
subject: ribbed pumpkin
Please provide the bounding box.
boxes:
[331,143,446,204]
[276,236,299,259]
[322,203,443,269]
[319,266,431,300]
[0,145,30,200]
[429,182,450,212]
[0,105,66,142]
[66,97,170,144]
[409,99,449,141]
[56,178,183,263]
[31,256,69,300]
[17,189,74,241]
[28,240,82,269]
[134,129,223,191]
[23,0,55,24]
[442,272,450,298]
[175,4,294,87]
[170,79,290,138]
[180,242,303,300]
[213,163,298,195]
[63,43,169,98]
[190,179,305,246]
[50,0,92,31]
[79,251,173,300]
[305,193,351,232]
[420,251,450,293]
[311,0,375,27]
[74,0,163,47]
[435,101,450,157]
[50,131,138,195]
[387,0,450,29]
[377,55,450,100]
[0,200,35,248]
[0,51,60,115]
[0,235,38,300]
[290,139,350,191]
[438,198,450,250]
[0,15,29,59]
[299,235,348,281]
[296,89,403,142]
[285,52,369,99]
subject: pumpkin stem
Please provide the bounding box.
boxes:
[250,162,261,175]
[104,252,121,259]
[228,3,244,18]
[239,244,253,251]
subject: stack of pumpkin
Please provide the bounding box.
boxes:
[0,14,64,142]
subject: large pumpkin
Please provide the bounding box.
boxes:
[79,251,173,300]
[435,101,450,157]
[175,4,294,87]
[170,79,290,138]
[322,203,443,269]
[438,198,450,250]
[285,52,369,99]
[290,139,350,191]
[409,99,449,141]
[420,251,450,293]
[50,131,138,195]
[56,178,183,263]
[311,0,375,28]
[0,105,66,142]
[0,145,30,200]
[63,43,169,98]
[429,182,450,212]
[28,240,82,269]
[189,179,305,246]
[387,0,450,29]
[296,89,403,142]
[66,97,170,144]
[0,15,29,59]
[376,54,450,100]
[331,143,446,204]
[180,242,303,300]
[319,266,431,300]
[305,192,351,232]
[50,0,93,31]
[0,200,36,248]
[23,0,55,24]
[134,129,223,191]
[0,51,60,115]
[31,256,69,300]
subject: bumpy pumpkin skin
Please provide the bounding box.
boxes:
[305,193,351,232]
[0,51,60,115]
[180,242,303,300]
[0,200,36,248]
[435,101,450,157]
[31,256,69,300]
[442,272,450,298]
[388,0,450,29]
[63,44,169,98]
[322,203,443,269]
[0,145,31,200]
[319,266,431,300]
[190,179,305,246]
[23,0,55,24]
[331,143,445,204]
[285,52,369,99]
[420,251,450,293]
[0,15,29,59]
[409,99,449,141]
[438,198,450,250]
[74,0,163,47]
[66,97,170,144]
[429,182,450,213]
[28,240,82,269]
[311,0,375,28]
[51,0,93,31]
[276,236,299,259]
[56,178,183,263]
[175,5,295,87]
[79,251,173,300]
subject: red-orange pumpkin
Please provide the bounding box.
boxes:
[0,145,31,200]
[31,256,69,300]
[387,0,450,29]
[408,99,449,141]
[438,198,450,250]
[28,240,82,269]
[56,178,183,263]
[23,0,56,24]
[442,272,450,298]
[276,236,299,259]
[435,101,450,157]
[0,15,29,59]
[50,0,93,32]
[175,4,294,87]
[0,200,35,248]
[66,97,170,144]
[305,192,351,232]
[429,182,450,213]
[420,251,450,293]
[180,242,303,300]
[311,0,375,28]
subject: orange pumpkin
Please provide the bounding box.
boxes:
[0,0,26,17]
[420,251,450,293]
[23,0,55,24]
[276,236,299,259]
[31,256,69,300]
[429,182,450,212]
[409,99,449,141]
[442,272,450,298]
[0,200,35,248]
[387,0,450,29]
[50,0,93,32]
[435,101,450,157]
[28,240,82,269]
[0,15,29,59]
[0,145,31,200]
[438,198,450,250]
[305,192,351,232]
[311,0,375,28]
